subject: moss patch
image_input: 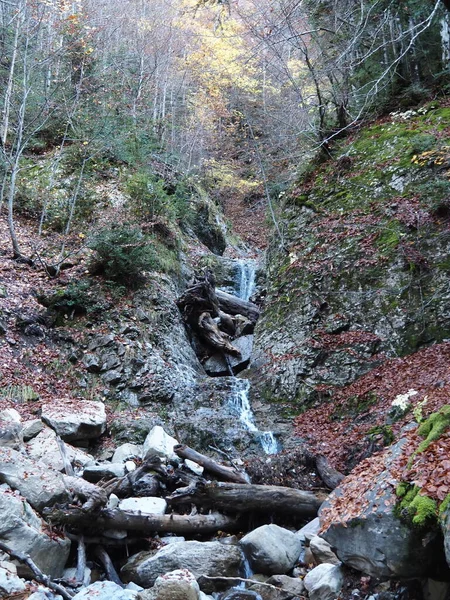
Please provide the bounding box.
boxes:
[417,405,450,453]
[396,484,438,528]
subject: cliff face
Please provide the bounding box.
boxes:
[252,103,450,412]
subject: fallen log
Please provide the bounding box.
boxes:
[216,290,260,324]
[315,454,345,490]
[168,482,326,517]
[198,312,241,356]
[174,444,249,484]
[45,508,240,535]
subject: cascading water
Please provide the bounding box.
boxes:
[236,259,257,302]
[228,379,279,455]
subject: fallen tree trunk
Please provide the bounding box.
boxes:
[174,444,249,484]
[216,290,260,324]
[45,508,239,535]
[168,482,326,517]
[315,454,345,490]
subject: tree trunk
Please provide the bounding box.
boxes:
[215,290,260,324]
[168,482,326,517]
[45,508,240,535]
[174,445,249,484]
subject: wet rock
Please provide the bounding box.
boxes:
[0,483,70,578]
[41,399,106,441]
[27,428,94,472]
[309,536,340,566]
[204,335,254,376]
[138,568,200,600]
[83,463,126,482]
[143,426,179,462]
[303,564,343,600]
[239,525,303,575]
[122,541,244,588]
[101,353,121,372]
[103,370,124,384]
[0,447,69,510]
[72,581,138,600]
[118,497,167,515]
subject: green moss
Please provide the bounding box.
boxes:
[396,484,438,528]
[417,405,450,453]
[367,424,394,446]
[439,493,450,516]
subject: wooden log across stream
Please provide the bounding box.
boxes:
[167,482,326,518]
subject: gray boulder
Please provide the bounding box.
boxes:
[296,518,320,544]
[22,419,44,441]
[122,541,244,587]
[72,581,137,600]
[0,484,70,578]
[204,335,254,376]
[303,564,343,600]
[41,399,106,441]
[239,525,303,575]
[250,574,305,600]
[137,569,200,600]
[440,503,450,568]
[0,447,69,510]
[320,437,444,578]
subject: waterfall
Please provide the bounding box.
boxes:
[228,379,279,455]
[235,259,257,302]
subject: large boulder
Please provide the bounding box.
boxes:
[0,484,70,578]
[122,541,244,588]
[41,399,106,441]
[0,447,69,510]
[26,428,94,472]
[239,524,303,575]
[439,503,450,568]
[0,408,23,449]
[0,563,26,596]
[320,437,444,578]
[204,335,254,376]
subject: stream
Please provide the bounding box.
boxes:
[224,258,279,456]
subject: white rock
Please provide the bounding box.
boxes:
[143,426,179,462]
[309,536,340,565]
[72,581,138,600]
[27,428,94,472]
[107,493,120,509]
[140,569,200,600]
[160,536,186,545]
[125,460,136,472]
[0,565,26,595]
[41,399,106,442]
[304,563,344,600]
[112,443,142,464]
[185,459,204,476]
[119,497,167,515]
[0,408,21,423]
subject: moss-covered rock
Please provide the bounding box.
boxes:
[252,102,450,410]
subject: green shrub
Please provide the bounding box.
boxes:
[126,171,172,220]
[89,225,156,287]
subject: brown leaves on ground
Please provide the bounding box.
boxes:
[295,342,450,473]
